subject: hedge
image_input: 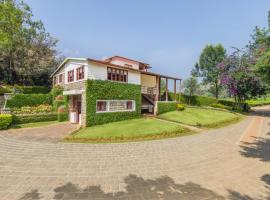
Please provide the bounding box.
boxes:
[58,112,69,122]
[6,94,52,108]
[51,86,64,100]
[53,100,66,111]
[0,114,12,129]
[0,86,12,95]
[12,113,57,124]
[21,86,50,94]
[157,102,177,115]
[86,80,141,126]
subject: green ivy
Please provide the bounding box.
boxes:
[157,102,177,115]
[6,94,52,108]
[86,80,141,126]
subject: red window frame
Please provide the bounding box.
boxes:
[97,101,107,112]
[68,70,74,82]
[76,66,85,80]
[107,67,128,82]
[127,101,133,110]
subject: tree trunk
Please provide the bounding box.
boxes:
[215,82,219,99]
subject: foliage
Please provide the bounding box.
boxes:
[183,77,199,104]
[57,106,68,122]
[53,100,65,111]
[220,49,266,103]
[0,86,12,94]
[246,96,270,106]
[179,94,218,106]
[193,44,226,98]
[20,86,50,94]
[11,104,52,114]
[50,86,63,100]
[86,80,141,126]
[0,0,60,86]
[0,114,12,129]
[12,113,57,124]
[65,118,190,143]
[176,103,185,111]
[210,103,231,110]
[6,93,52,108]
[157,102,177,115]
[158,107,240,128]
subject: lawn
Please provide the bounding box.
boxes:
[158,107,241,128]
[246,96,270,107]
[65,118,192,143]
[10,120,60,129]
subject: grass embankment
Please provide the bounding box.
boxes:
[10,121,60,129]
[65,118,193,143]
[158,107,241,128]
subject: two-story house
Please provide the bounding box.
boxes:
[51,56,181,126]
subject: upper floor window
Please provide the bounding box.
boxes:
[76,66,85,80]
[59,74,63,83]
[107,67,128,83]
[68,70,74,82]
[124,64,133,68]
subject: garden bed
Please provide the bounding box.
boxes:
[64,118,193,143]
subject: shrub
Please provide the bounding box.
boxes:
[6,94,52,108]
[0,86,12,95]
[55,95,64,100]
[51,86,63,100]
[11,104,53,114]
[86,80,141,126]
[12,113,57,124]
[21,86,50,94]
[157,102,177,115]
[211,103,231,110]
[178,94,218,106]
[53,100,65,111]
[176,103,185,111]
[0,114,12,129]
[57,106,68,122]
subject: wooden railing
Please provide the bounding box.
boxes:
[141,86,157,95]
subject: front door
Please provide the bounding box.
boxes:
[77,101,81,123]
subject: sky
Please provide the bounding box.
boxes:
[25,0,270,79]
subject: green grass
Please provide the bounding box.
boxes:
[10,120,60,129]
[158,107,241,128]
[65,118,192,143]
[246,96,270,107]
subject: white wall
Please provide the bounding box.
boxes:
[64,59,88,84]
[88,62,141,85]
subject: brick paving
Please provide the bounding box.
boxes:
[0,107,270,199]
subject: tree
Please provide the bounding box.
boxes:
[0,0,59,86]
[220,49,266,103]
[183,76,198,104]
[193,44,226,99]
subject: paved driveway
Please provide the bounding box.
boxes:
[0,107,270,200]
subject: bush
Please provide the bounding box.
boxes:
[53,100,65,111]
[0,86,12,95]
[12,113,57,124]
[57,106,68,122]
[179,94,218,106]
[211,103,231,110]
[86,80,141,126]
[51,86,63,100]
[157,102,177,115]
[21,86,50,94]
[0,114,12,129]
[11,104,53,114]
[176,103,185,111]
[6,94,52,108]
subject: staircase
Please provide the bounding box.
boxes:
[142,94,155,113]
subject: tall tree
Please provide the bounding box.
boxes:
[0,0,59,86]
[193,44,226,99]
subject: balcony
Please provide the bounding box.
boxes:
[141,86,157,95]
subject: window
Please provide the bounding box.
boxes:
[96,101,107,112]
[53,76,57,85]
[107,67,128,82]
[59,74,63,83]
[124,64,133,68]
[76,66,85,80]
[68,70,74,82]
[96,100,135,113]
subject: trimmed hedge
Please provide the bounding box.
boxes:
[157,102,177,115]
[21,86,50,94]
[12,113,57,124]
[58,112,68,122]
[86,80,141,126]
[6,94,52,108]
[0,114,13,129]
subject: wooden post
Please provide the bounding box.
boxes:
[155,76,160,102]
[165,78,168,101]
[174,79,176,101]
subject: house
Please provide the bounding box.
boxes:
[51,56,181,126]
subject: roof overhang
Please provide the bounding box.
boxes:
[141,71,181,80]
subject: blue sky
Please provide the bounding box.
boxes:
[25,0,270,79]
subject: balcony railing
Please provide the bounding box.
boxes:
[141,86,157,95]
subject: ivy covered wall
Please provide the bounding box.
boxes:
[85,80,141,126]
